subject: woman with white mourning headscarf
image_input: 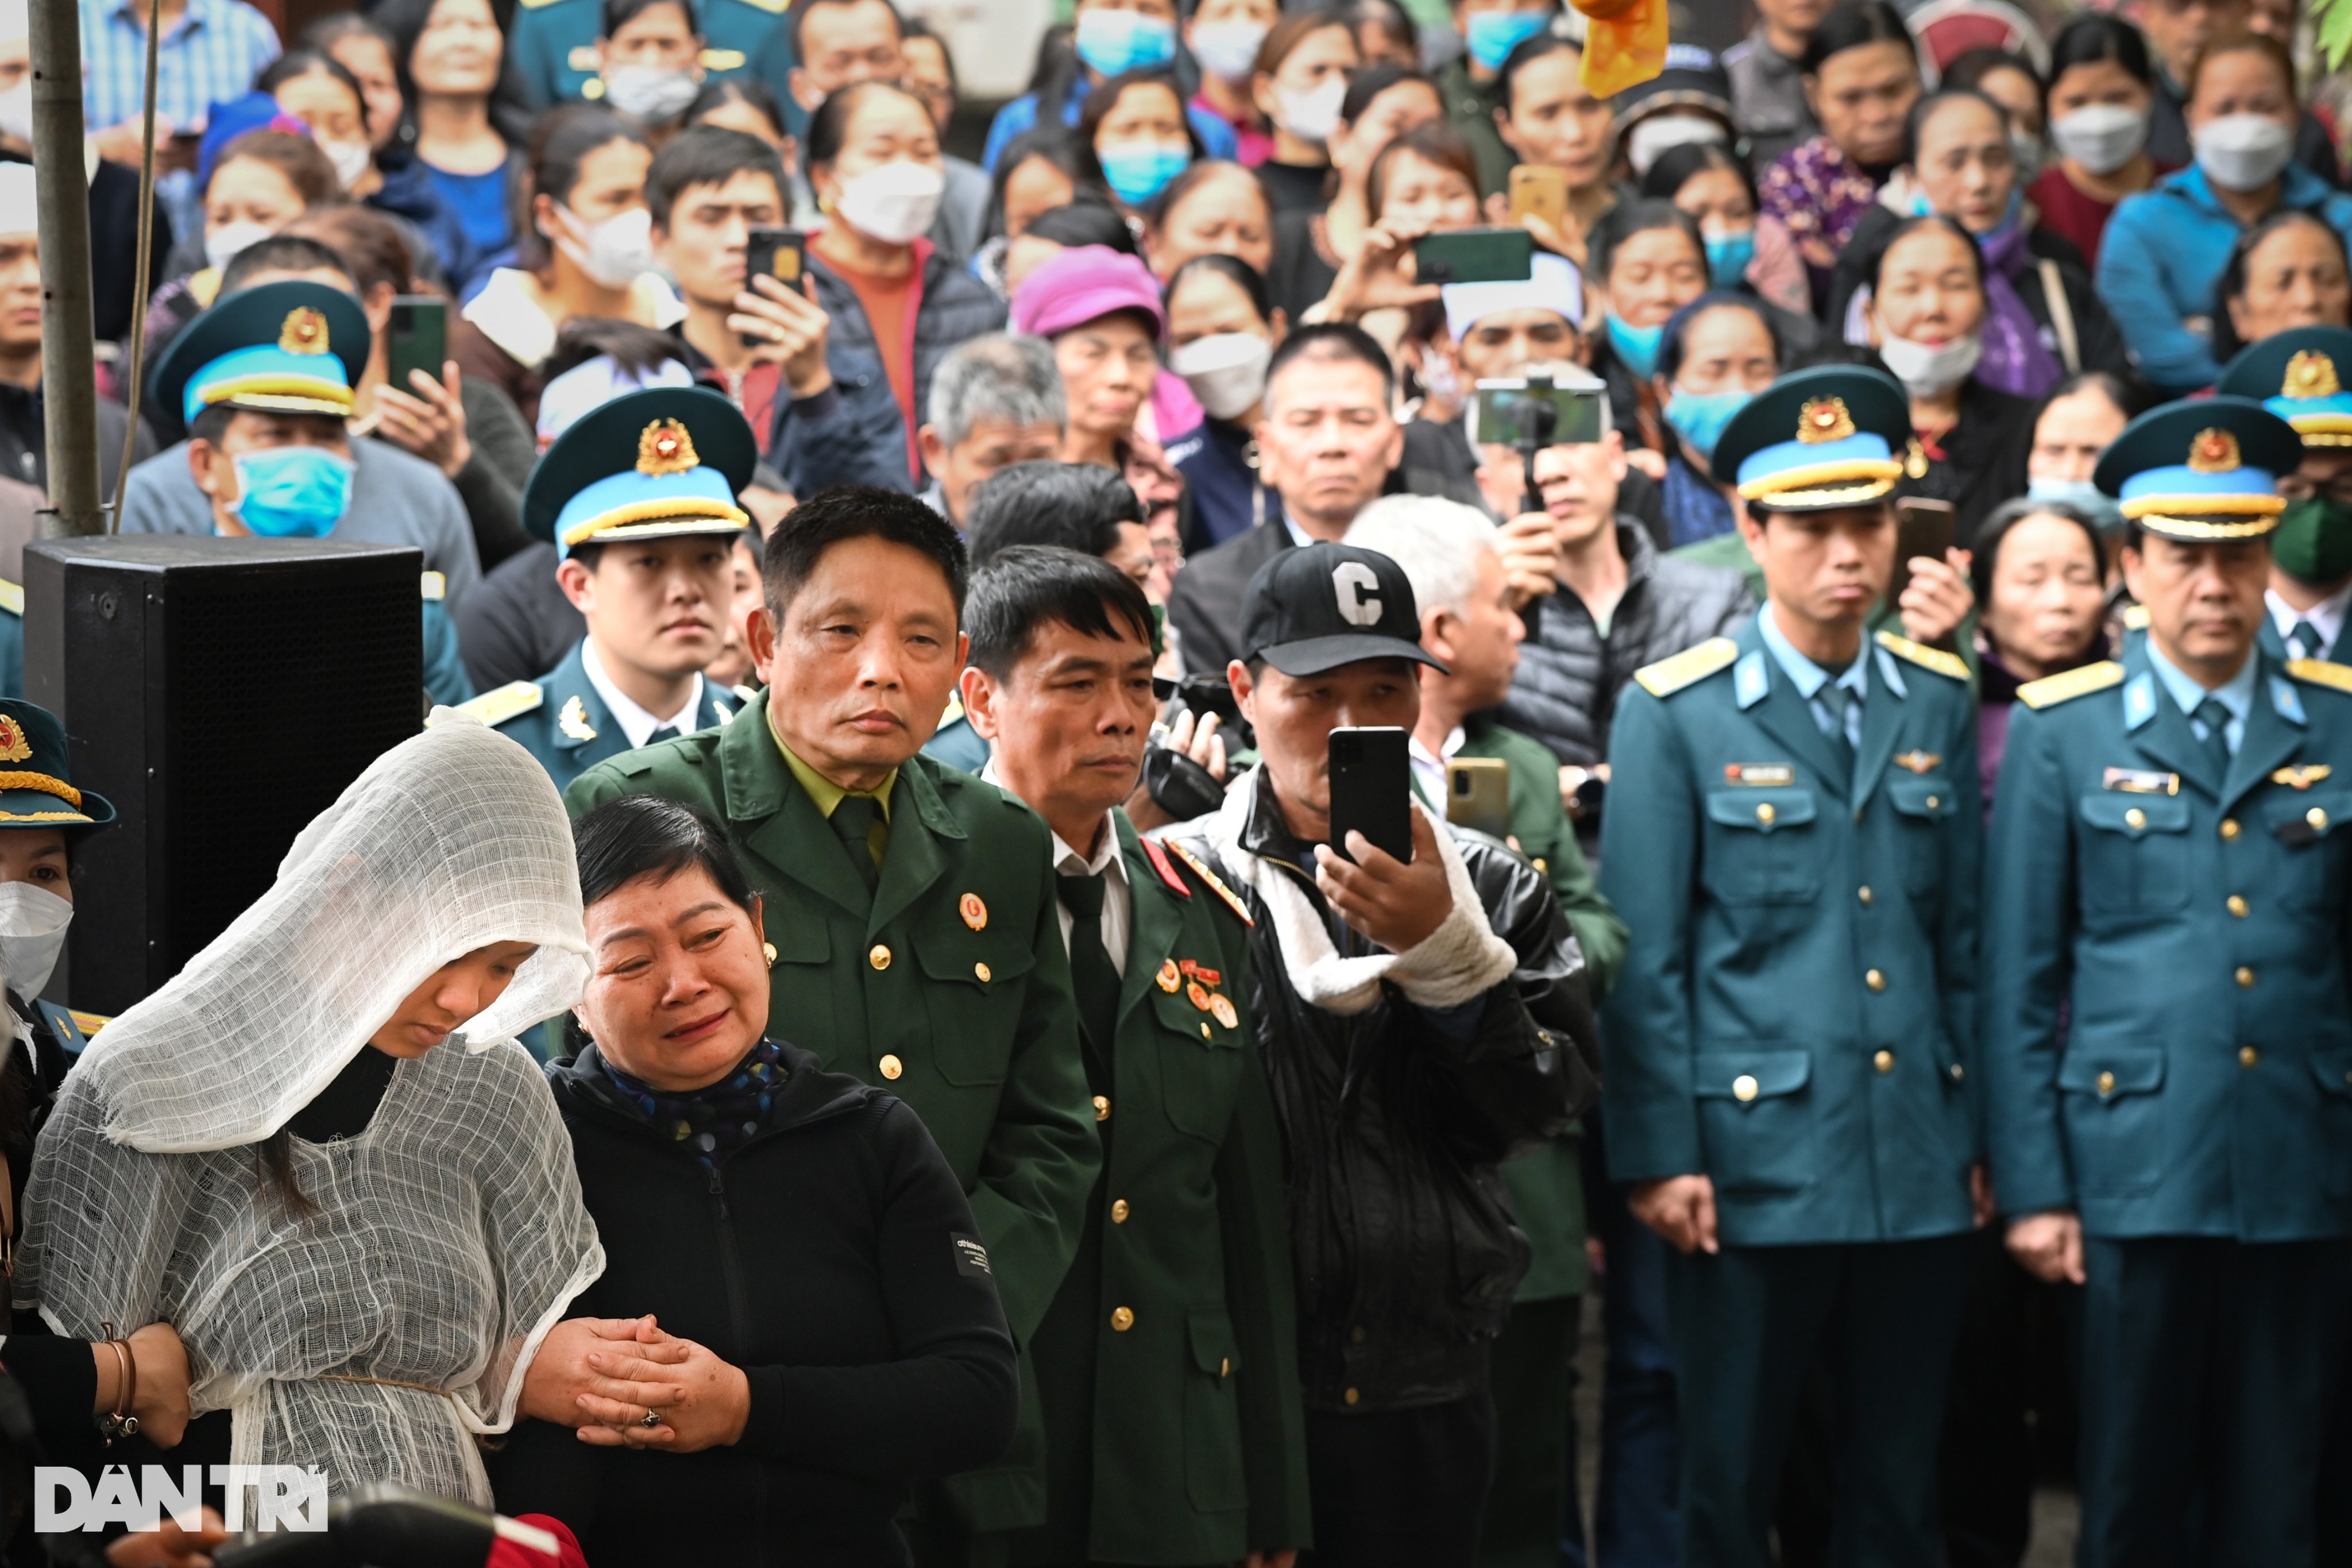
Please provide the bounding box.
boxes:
[15,717,614,1509]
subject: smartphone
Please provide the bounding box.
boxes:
[1508,164,1569,230]
[385,296,446,396]
[1446,756,1512,841]
[1888,496,1957,610]
[744,226,804,289]
[1470,374,1610,449]
[1327,727,1413,864]
[1412,226,1535,287]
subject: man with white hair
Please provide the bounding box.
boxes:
[1346,493,1628,1568]
[917,333,1066,531]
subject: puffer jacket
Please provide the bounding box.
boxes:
[1169,771,1600,1412]
[1500,519,1754,767]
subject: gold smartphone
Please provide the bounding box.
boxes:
[1509,163,1569,229]
[1446,757,1513,841]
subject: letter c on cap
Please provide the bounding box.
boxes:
[1333,561,1382,626]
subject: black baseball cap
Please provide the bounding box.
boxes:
[1241,543,1449,677]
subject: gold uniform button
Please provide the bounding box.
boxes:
[1110,1306,1134,1331]
[868,943,891,970]
[1200,1023,1211,1039]
[1732,1073,1759,1102]
[879,1054,903,1080]
[1926,794,1941,810]
[2310,806,2331,832]
[2237,965,2256,989]
[974,961,991,983]
[1220,1357,1231,1378]
[1092,1095,1111,1122]
[1110,1199,1130,1223]
[2227,895,2249,918]
[1866,968,1887,992]
[1874,1049,1894,1074]
[2220,818,2242,841]
[1756,802,1776,826]
[2240,1045,2260,1068]
[1343,1388,1361,1406]
[1857,885,1873,906]
[1949,1063,1965,1083]
[2125,807,2146,830]
[2096,1070,2115,1096]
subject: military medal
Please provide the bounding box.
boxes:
[1724,763,1795,786]
[1209,994,1238,1029]
[2272,764,2333,790]
[558,696,597,741]
[959,893,987,930]
[1156,960,1181,992]
[1891,751,1942,774]
[2103,767,2180,795]
[1187,980,1212,1011]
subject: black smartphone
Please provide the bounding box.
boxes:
[741,226,804,347]
[1412,226,1535,287]
[1327,726,1413,864]
[1888,496,1956,610]
[385,295,446,396]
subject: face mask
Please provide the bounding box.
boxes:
[1418,345,1462,404]
[1171,331,1272,420]
[1075,7,1178,76]
[1626,113,1728,176]
[319,136,373,192]
[228,446,355,538]
[1876,330,1982,398]
[0,882,73,1000]
[1705,226,1755,288]
[554,203,655,288]
[1099,141,1190,207]
[2009,129,2046,182]
[2049,103,2149,177]
[1605,314,1664,380]
[0,80,32,146]
[204,219,275,275]
[2026,473,2125,531]
[2271,493,2352,582]
[1188,18,1267,83]
[832,157,946,245]
[1465,9,1548,73]
[1276,77,1347,145]
[1663,385,1748,461]
[2194,113,2294,193]
[602,65,700,125]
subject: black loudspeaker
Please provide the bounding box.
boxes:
[25,537,423,1015]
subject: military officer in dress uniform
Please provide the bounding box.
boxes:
[2217,326,2352,666]
[949,544,1310,1567]
[1600,365,1983,1568]
[562,484,1098,1551]
[458,385,744,791]
[1983,395,2352,1568]
[509,0,793,115]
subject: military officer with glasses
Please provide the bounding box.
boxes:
[1600,365,1984,1568]
[2217,326,2352,666]
[1983,395,2352,1568]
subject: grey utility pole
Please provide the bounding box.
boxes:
[27,0,105,537]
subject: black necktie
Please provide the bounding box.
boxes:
[829,795,881,894]
[2291,621,2325,661]
[1057,871,1120,1051]
[1814,679,1859,778]
[2193,696,2233,775]
[645,724,680,746]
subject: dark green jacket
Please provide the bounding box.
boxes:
[1438,57,1515,198]
[986,813,1311,1562]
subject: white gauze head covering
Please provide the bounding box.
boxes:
[78,716,590,1153]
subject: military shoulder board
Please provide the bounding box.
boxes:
[420,571,447,602]
[1633,637,1738,698]
[2016,661,2124,710]
[1161,839,1254,928]
[447,680,545,727]
[2285,658,2352,696]
[0,579,24,617]
[1875,630,1969,682]
[2122,603,2150,630]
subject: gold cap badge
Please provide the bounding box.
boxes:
[637,418,699,476]
[278,307,329,355]
[1795,396,1855,445]
[2285,349,2341,399]
[0,717,30,764]
[2187,427,2241,473]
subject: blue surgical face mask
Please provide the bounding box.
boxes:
[2026,473,2125,532]
[1605,314,1664,381]
[228,446,354,538]
[1664,385,1749,462]
[1465,9,1549,72]
[1705,228,1755,288]
[1099,141,1190,207]
[1075,7,1178,76]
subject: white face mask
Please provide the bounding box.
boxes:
[0,881,74,1001]
[204,219,275,275]
[0,80,30,146]
[2194,112,2295,193]
[603,65,700,125]
[1877,330,1983,399]
[2049,102,2149,177]
[1625,113,1728,176]
[554,203,655,288]
[1275,77,1347,145]
[1189,18,1267,83]
[1170,331,1272,421]
[831,159,945,247]
[319,136,372,193]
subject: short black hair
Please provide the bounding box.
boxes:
[1024,194,1138,253]
[1165,252,1273,329]
[1801,0,1915,76]
[965,544,1156,680]
[805,77,930,168]
[221,234,351,293]
[602,0,698,40]
[1591,197,1705,284]
[573,794,757,912]
[966,461,1145,568]
[256,48,368,112]
[790,0,901,64]
[685,75,786,141]
[1266,322,1394,405]
[761,484,969,622]
[647,124,786,227]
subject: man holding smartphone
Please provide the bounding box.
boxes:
[1600,366,1983,1568]
[1167,540,1598,1568]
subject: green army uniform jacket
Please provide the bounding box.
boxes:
[1436,57,1515,198]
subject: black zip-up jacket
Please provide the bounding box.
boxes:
[489,1041,1019,1567]
[1171,774,1600,1412]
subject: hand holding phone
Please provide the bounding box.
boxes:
[1314,806,1454,955]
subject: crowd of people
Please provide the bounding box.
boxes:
[5,0,2352,1565]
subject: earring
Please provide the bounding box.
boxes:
[763,941,778,967]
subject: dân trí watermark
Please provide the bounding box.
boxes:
[36,1465,329,1533]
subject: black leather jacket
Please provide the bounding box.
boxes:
[1171,774,1600,1412]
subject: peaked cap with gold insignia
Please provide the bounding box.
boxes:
[2216,326,2352,447]
[150,279,369,425]
[1708,364,1910,511]
[0,700,115,831]
[2092,396,2301,541]
[523,385,758,557]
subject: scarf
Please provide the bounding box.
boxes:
[594,1036,789,1173]
[1974,219,2064,399]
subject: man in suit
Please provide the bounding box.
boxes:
[1601,365,1983,1568]
[1983,393,2352,1568]
[2216,326,2352,665]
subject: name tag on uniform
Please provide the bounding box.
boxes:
[2271,764,2333,790]
[1724,763,1795,786]
[2102,767,2180,795]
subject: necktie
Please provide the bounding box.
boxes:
[2291,621,2325,661]
[645,725,680,746]
[1057,871,1121,1051]
[2192,696,2234,774]
[829,795,882,894]
[1814,680,1859,778]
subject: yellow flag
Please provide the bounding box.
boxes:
[1573,0,1669,98]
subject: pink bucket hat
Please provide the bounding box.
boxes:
[1011,245,1167,342]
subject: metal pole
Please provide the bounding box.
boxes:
[28,0,105,538]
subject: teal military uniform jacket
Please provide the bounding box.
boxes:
[0,578,21,700]
[921,693,990,774]
[982,813,1311,1561]
[2258,610,2352,665]
[471,638,736,795]
[1983,646,2352,1240]
[422,581,474,709]
[509,0,794,111]
[1600,620,1982,1246]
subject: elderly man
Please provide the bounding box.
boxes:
[918,335,1068,532]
